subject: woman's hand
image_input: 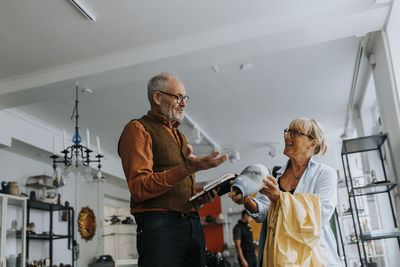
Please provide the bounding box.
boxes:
[259,175,280,203]
[228,188,251,205]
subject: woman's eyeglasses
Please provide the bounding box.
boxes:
[284,128,314,139]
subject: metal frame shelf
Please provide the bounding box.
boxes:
[340,133,400,267]
[26,200,75,267]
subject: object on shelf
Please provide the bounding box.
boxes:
[1,181,9,193]
[343,207,364,215]
[105,215,121,225]
[6,254,17,267]
[29,191,36,201]
[89,255,114,267]
[39,188,58,204]
[121,216,134,224]
[26,222,36,233]
[216,213,225,224]
[371,170,378,183]
[8,181,20,196]
[26,175,56,189]
[205,215,214,223]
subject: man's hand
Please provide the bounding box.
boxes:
[259,175,280,203]
[198,189,218,205]
[184,144,228,175]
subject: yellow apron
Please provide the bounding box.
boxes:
[263,192,325,267]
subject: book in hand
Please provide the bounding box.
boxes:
[189,173,237,202]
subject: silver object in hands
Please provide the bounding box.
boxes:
[232,164,270,197]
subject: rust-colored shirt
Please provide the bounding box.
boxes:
[119,110,190,213]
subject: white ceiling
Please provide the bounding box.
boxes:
[0,0,392,179]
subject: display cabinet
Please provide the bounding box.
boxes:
[26,200,75,267]
[103,224,137,260]
[0,193,27,267]
[339,133,400,267]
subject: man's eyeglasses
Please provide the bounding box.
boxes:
[284,128,314,139]
[158,91,189,104]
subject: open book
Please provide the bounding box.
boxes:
[189,173,237,202]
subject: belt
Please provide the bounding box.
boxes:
[135,210,200,220]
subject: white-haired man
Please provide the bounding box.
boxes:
[119,73,227,267]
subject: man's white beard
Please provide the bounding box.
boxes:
[161,109,184,122]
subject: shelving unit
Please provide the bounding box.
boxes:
[340,133,400,266]
[26,200,75,267]
[0,193,27,267]
[103,224,137,260]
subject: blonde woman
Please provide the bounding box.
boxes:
[229,118,341,267]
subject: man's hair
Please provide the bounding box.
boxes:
[147,73,176,104]
[241,209,249,218]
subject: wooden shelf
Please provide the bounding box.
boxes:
[25,182,56,189]
[26,175,55,189]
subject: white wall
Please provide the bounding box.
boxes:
[387,0,400,98]
[367,30,400,267]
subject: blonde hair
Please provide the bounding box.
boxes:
[289,117,327,155]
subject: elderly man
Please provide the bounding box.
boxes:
[118,73,227,267]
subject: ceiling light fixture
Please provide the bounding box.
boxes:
[211,65,221,73]
[51,82,103,186]
[240,64,252,71]
[69,0,96,22]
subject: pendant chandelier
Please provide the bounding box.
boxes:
[50,83,104,185]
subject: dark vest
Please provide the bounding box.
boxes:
[132,115,199,214]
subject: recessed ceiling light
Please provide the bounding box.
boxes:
[240,64,252,71]
[211,65,220,73]
[82,88,93,94]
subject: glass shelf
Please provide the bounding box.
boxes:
[6,229,22,238]
[361,229,400,241]
[342,134,387,154]
[349,181,396,196]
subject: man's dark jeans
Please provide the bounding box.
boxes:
[135,212,206,267]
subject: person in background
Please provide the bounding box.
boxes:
[233,210,257,267]
[118,73,227,267]
[229,117,341,267]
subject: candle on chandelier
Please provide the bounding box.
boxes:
[52,136,55,154]
[62,129,66,150]
[86,128,91,149]
[96,136,101,155]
